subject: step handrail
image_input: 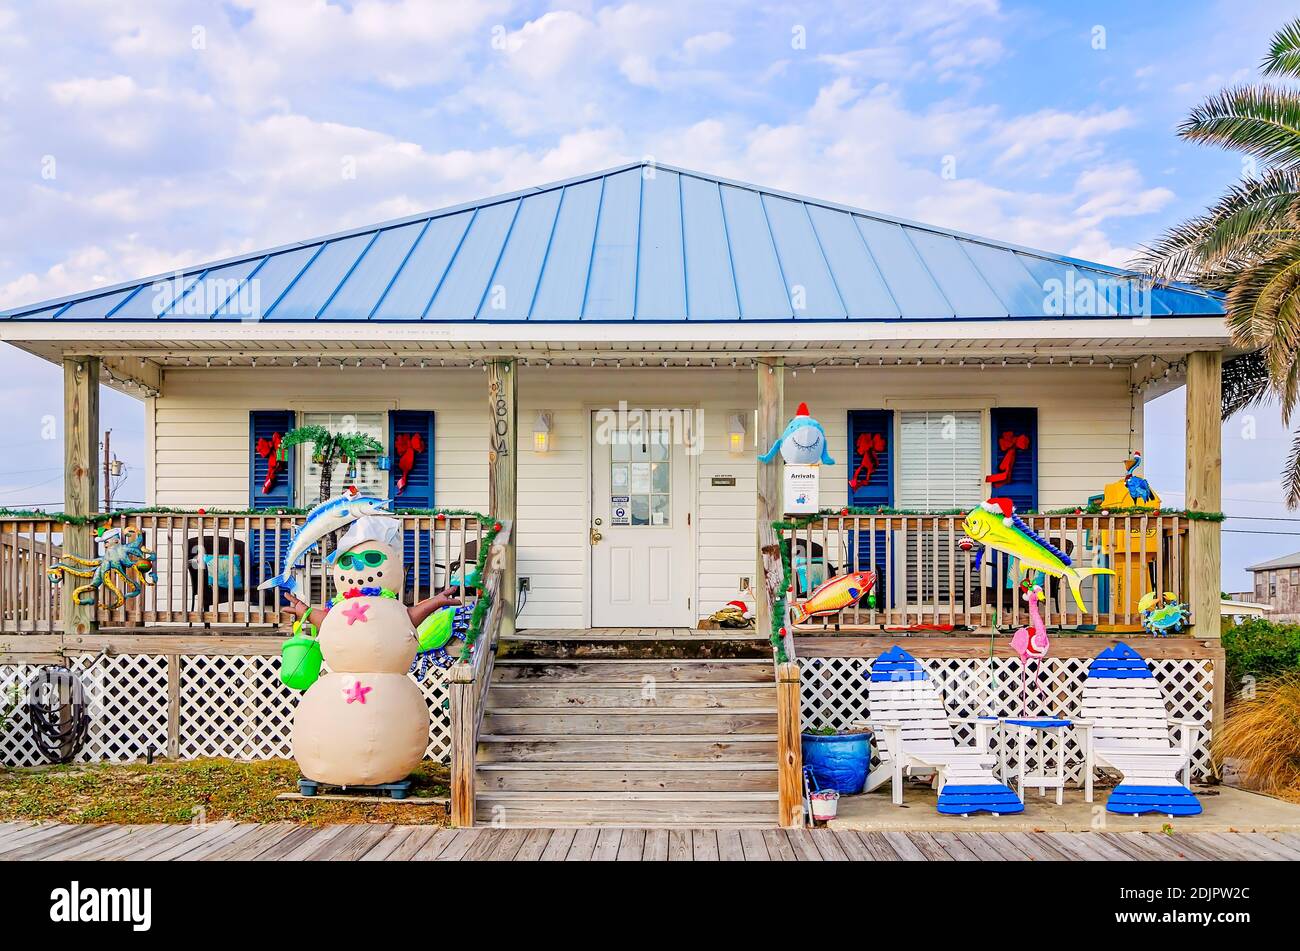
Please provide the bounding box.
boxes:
[448,519,511,828]
[772,585,804,829]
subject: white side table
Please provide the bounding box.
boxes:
[1005,717,1072,805]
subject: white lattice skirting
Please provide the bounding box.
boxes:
[0,653,1213,783]
[0,655,452,767]
[800,656,1215,783]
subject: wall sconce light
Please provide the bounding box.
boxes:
[727,412,747,455]
[533,411,553,453]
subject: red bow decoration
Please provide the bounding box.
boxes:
[394,432,426,494]
[986,430,1030,486]
[848,432,887,490]
[255,432,283,495]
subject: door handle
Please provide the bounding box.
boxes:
[590,528,603,544]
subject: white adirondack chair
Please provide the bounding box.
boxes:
[859,646,1022,816]
[1077,643,1204,816]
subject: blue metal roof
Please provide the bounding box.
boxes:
[0,163,1224,323]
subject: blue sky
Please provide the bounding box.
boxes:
[0,0,1296,588]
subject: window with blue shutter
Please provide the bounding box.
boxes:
[988,407,1037,512]
[846,410,892,606]
[391,410,436,596]
[389,410,435,508]
[847,410,893,508]
[249,410,295,509]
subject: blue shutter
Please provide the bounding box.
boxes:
[989,407,1037,511]
[846,410,892,605]
[389,410,435,509]
[249,410,294,510]
[847,410,893,507]
[391,410,436,596]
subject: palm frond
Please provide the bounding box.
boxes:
[1285,428,1300,508]
[1221,350,1271,419]
[1224,240,1300,353]
[1180,84,1300,169]
[1133,168,1300,280]
[1263,17,1300,77]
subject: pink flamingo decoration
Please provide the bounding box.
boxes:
[1010,583,1050,714]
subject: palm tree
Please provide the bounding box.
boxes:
[1137,18,1300,504]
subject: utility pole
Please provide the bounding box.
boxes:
[102,430,112,513]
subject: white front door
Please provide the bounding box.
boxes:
[590,409,694,627]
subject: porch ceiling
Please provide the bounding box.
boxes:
[1,315,1236,397]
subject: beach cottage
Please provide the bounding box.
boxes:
[0,163,1231,826]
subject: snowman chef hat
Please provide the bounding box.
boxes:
[329,514,402,562]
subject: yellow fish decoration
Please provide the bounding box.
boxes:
[963,499,1113,613]
[791,570,876,625]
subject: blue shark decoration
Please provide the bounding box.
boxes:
[257,486,391,598]
[758,402,835,466]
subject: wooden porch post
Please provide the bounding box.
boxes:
[1185,350,1222,642]
[1185,350,1224,737]
[448,663,477,827]
[487,358,517,638]
[62,356,100,636]
[756,358,784,637]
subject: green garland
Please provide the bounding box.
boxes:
[459,518,503,662]
[0,506,494,525]
[773,504,1225,529]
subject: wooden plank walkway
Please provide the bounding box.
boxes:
[1,822,1295,860]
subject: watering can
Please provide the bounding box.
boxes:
[280,617,322,690]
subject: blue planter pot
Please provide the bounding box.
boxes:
[801,731,871,794]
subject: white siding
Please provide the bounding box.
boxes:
[151,364,1141,629]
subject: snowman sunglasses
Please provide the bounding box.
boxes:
[336,549,388,570]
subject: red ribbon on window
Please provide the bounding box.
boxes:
[848,432,887,490]
[394,432,426,494]
[986,430,1030,486]
[255,432,283,495]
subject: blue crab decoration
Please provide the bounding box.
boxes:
[47,527,157,607]
[1139,591,1189,636]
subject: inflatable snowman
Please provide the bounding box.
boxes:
[292,515,429,787]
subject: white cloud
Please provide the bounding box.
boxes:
[682,31,733,59]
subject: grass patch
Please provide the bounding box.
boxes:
[0,759,451,826]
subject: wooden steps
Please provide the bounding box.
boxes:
[474,654,779,826]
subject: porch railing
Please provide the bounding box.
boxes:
[780,513,1189,633]
[447,520,512,828]
[0,512,486,633]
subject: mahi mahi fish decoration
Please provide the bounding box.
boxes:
[962,498,1113,613]
[258,486,392,600]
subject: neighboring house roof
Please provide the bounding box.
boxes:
[1246,551,1300,572]
[0,162,1225,324]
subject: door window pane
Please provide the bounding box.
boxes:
[609,419,671,527]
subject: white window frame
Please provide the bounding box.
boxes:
[891,407,987,512]
[289,406,391,507]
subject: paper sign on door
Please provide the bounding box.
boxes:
[611,496,631,525]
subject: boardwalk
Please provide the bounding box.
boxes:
[0,822,1296,860]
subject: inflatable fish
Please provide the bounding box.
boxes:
[791,570,875,624]
[962,498,1113,613]
[759,402,835,466]
[258,486,391,595]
